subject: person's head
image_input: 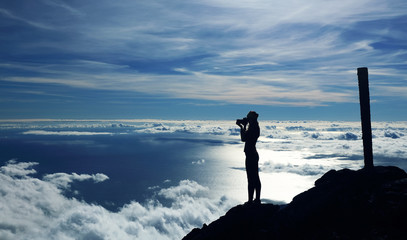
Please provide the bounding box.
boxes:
[247,111,259,123]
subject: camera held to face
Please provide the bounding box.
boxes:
[236,117,248,126]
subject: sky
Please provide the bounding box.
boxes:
[0,0,406,120]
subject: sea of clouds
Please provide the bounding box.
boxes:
[0,159,237,240]
[9,119,406,171]
[0,119,406,239]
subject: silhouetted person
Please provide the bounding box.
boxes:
[236,111,261,204]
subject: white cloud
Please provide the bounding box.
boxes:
[158,180,209,200]
[192,159,206,165]
[0,161,237,240]
[377,86,407,98]
[22,130,113,136]
[0,160,38,177]
[260,162,333,176]
[44,172,109,189]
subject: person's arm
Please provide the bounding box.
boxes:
[240,125,247,142]
[236,121,247,142]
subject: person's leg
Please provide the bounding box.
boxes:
[245,158,255,203]
[248,185,254,203]
[254,173,261,201]
[253,152,261,203]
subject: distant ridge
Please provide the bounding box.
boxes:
[183,166,407,240]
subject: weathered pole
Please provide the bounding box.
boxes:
[357,67,374,169]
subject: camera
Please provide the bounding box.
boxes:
[236,117,248,125]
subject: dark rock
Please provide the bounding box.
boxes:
[183,166,407,240]
[183,203,280,240]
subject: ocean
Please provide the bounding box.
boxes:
[1,119,406,239]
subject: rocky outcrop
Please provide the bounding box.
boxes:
[183,166,407,240]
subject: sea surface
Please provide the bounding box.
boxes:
[1,119,406,239]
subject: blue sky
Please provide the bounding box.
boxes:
[1,0,406,120]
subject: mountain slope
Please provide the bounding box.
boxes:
[183,166,407,240]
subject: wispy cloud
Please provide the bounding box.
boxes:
[0,0,406,115]
[1,61,356,106]
[0,8,54,29]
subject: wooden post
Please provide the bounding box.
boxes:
[357,67,374,169]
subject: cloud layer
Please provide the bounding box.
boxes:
[0,119,406,238]
[2,119,406,172]
[0,160,236,240]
